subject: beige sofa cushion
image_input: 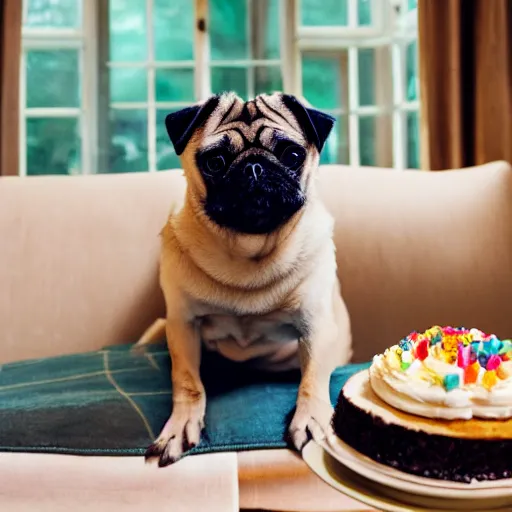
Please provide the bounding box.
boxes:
[0,161,511,364]
[318,161,512,361]
[0,172,176,362]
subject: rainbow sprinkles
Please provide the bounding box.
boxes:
[393,326,512,391]
[370,326,512,420]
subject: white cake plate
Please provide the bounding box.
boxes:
[302,440,512,511]
[325,434,512,497]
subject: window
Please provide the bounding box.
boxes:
[21,0,94,175]
[298,0,419,167]
[105,0,282,172]
[20,0,419,176]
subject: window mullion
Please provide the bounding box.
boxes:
[24,108,81,117]
[280,0,300,96]
[82,0,98,174]
[194,0,211,100]
[348,0,361,167]
[392,41,405,170]
[246,0,254,99]
[401,0,409,17]
[19,51,27,177]
[348,0,358,27]
[96,0,110,174]
[21,29,84,41]
[348,46,360,167]
[146,0,157,172]
[371,0,384,33]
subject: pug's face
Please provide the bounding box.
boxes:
[165,93,334,235]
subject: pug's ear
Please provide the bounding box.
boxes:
[281,94,335,153]
[165,95,220,155]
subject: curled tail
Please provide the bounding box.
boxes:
[133,318,166,352]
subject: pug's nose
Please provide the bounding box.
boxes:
[244,162,263,179]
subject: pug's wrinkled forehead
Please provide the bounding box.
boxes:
[200,92,307,153]
[165,92,334,158]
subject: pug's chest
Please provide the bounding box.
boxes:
[195,309,303,371]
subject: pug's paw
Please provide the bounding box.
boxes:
[288,394,334,451]
[145,401,205,467]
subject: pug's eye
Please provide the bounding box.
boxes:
[280,145,305,170]
[206,155,226,173]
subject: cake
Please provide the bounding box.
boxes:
[332,326,512,482]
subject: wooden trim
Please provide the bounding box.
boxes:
[0,0,22,176]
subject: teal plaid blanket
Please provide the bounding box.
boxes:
[0,343,369,456]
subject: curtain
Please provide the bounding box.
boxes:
[0,0,22,176]
[418,0,512,170]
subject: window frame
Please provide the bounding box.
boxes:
[20,0,98,176]
[19,0,420,175]
[292,0,420,169]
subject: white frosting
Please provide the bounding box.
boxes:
[370,350,512,420]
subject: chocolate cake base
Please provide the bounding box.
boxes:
[332,371,512,482]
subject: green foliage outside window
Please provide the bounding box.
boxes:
[23,0,419,175]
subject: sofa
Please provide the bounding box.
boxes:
[0,160,511,511]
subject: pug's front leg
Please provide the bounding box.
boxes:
[145,318,205,467]
[289,298,351,451]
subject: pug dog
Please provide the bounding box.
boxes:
[139,92,352,467]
